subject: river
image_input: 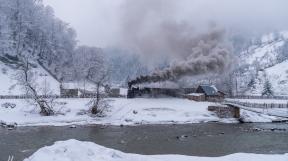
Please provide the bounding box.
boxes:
[0,123,288,161]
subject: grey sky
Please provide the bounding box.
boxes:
[43,0,122,47]
[43,0,288,48]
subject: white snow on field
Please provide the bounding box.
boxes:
[0,63,60,95]
[0,98,234,126]
[24,139,288,161]
[1,97,285,126]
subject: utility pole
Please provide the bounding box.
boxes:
[40,73,48,97]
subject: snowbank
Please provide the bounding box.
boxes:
[23,139,288,161]
[240,110,281,123]
[0,98,231,126]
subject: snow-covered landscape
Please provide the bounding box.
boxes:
[1,0,288,160]
[237,31,288,96]
[2,97,287,127]
[0,98,228,126]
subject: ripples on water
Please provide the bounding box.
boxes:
[0,123,287,161]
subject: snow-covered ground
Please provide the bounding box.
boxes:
[1,97,286,126]
[226,98,288,122]
[24,139,288,161]
[0,98,237,126]
[0,62,60,95]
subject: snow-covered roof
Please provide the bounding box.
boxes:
[61,82,79,90]
[187,93,205,96]
[136,81,180,89]
[198,85,219,96]
[61,81,95,90]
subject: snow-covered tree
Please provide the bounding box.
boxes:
[0,0,77,80]
[73,46,104,81]
[262,79,274,96]
[247,78,256,90]
[278,40,288,62]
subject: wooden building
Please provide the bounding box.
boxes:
[60,83,79,97]
[108,88,121,97]
[186,93,206,101]
[195,85,225,102]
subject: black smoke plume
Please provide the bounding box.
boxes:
[119,0,233,87]
[128,29,232,87]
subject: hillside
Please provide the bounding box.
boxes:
[238,31,288,96]
[0,61,60,96]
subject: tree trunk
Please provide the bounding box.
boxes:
[91,83,101,115]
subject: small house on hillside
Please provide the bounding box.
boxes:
[196,85,225,102]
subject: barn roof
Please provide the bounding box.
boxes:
[198,85,219,96]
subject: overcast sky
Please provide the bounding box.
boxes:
[43,0,122,47]
[43,0,288,48]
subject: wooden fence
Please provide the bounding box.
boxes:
[0,95,101,99]
[229,95,288,100]
[0,93,126,99]
[225,100,288,109]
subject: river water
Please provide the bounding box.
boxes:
[1,123,288,161]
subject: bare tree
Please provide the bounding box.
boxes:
[86,55,110,115]
[16,56,55,116]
